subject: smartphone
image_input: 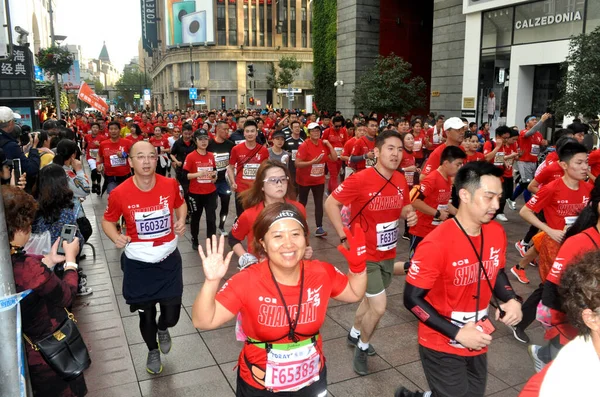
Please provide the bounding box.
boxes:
[12,159,21,183]
[57,224,78,255]
[475,315,496,335]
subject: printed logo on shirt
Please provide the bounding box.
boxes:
[258,296,278,304]
[453,248,500,287]
[307,286,322,307]
[407,260,420,280]
[452,259,470,267]
[257,299,318,327]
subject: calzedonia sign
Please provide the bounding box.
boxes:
[515,10,582,30]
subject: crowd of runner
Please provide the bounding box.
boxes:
[3,104,600,396]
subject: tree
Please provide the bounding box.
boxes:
[312,0,337,114]
[555,26,600,127]
[353,53,426,116]
[267,56,302,90]
[266,62,279,90]
[115,68,152,108]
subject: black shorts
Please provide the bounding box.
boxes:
[420,345,487,397]
[236,365,328,397]
[129,296,182,313]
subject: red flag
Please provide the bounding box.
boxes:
[77,82,108,114]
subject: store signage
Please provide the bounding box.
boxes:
[431,91,440,97]
[140,0,158,55]
[463,97,475,109]
[515,10,582,30]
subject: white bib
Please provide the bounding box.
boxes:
[448,308,489,348]
[196,167,213,183]
[134,208,171,240]
[109,154,127,167]
[432,204,448,226]
[531,144,540,156]
[89,148,99,158]
[376,220,398,251]
[413,140,422,152]
[334,147,343,157]
[310,163,325,177]
[494,152,505,167]
[214,153,230,172]
[242,163,259,180]
[264,343,320,392]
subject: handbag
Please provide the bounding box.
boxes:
[76,216,93,242]
[23,308,91,380]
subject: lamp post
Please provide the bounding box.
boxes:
[47,0,66,120]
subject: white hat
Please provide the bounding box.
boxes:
[444,117,464,131]
[307,122,320,130]
[167,122,174,129]
[0,106,20,123]
[125,117,133,122]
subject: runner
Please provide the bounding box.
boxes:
[397,161,523,397]
[229,160,308,269]
[207,121,235,235]
[325,130,418,376]
[283,120,306,195]
[268,130,289,165]
[101,140,187,375]
[227,120,270,217]
[97,121,132,195]
[295,122,337,237]
[83,122,107,194]
[192,202,367,396]
[420,117,466,180]
[349,118,378,173]
[411,120,430,168]
[340,123,365,179]
[184,129,218,250]
[426,115,445,151]
[170,123,197,216]
[322,115,348,194]
[462,132,485,162]
[125,123,145,143]
[149,126,171,176]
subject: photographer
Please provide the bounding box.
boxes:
[0,107,40,184]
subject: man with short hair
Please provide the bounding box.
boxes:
[97,121,132,194]
[0,107,40,184]
[397,161,523,397]
[229,115,247,145]
[427,115,445,151]
[83,122,108,194]
[283,120,305,195]
[207,120,235,234]
[420,117,466,180]
[350,118,378,172]
[322,115,347,193]
[170,123,197,211]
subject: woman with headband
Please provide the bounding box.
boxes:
[229,160,310,269]
[192,202,367,396]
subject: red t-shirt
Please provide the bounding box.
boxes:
[215,259,348,390]
[412,132,427,159]
[411,169,452,238]
[588,149,600,177]
[98,138,132,177]
[406,220,507,356]
[322,127,347,159]
[526,178,593,230]
[534,162,564,188]
[351,136,376,171]
[295,140,333,186]
[103,175,184,243]
[331,167,410,261]
[519,363,552,397]
[518,130,544,163]
[149,136,170,153]
[230,199,306,255]
[427,126,445,150]
[466,152,485,163]
[422,144,447,177]
[125,133,144,143]
[400,149,417,187]
[342,137,357,161]
[183,150,217,195]
[229,143,269,192]
[83,133,107,160]
[227,121,237,131]
[138,122,154,135]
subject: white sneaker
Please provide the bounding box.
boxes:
[496,214,508,222]
[507,199,517,211]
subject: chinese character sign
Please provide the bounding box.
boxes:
[0,46,32,80]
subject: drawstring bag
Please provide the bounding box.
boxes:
[24,230,51,256]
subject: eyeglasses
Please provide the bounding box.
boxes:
[333,124,343,129]
[263,176,289,185]
[133,154,158,162]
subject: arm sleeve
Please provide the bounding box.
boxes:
[526,121,544,137]
[493,269,518,302]
[403,283,461,340]
[542,280,562,310]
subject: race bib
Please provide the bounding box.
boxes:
[376,220,398,251]
[494,152,505,167]
[109,154,127,167]
[264,343,320,392]
[334,147,343,157]
[564,216,577,227]
[344,167,355,179]
[404,171,415,186]
[413,140,422,152]
[448,308,488,348]
[531,144,540,156]
[432,204,448,226]
[242,163,259,180]
[291,150,298,161]
[135,208,171,240]
[214,153,230,172]
[310,163,325,177]
[433,134,440,144]
[365,157,376,168]
[89,148,99,158]
[196,167,213,183]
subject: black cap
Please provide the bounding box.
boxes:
[272,130,286,139]
[194,129,209,140]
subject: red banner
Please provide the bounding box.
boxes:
[77,81,108,114]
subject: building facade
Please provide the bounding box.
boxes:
[148,0,314,111]
[7,0,54,56]
[443,0,599,128]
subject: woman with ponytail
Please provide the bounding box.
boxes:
[527,178,600,372]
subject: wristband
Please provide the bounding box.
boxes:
[434,210,441,219]
[64,262,78,270]
[340,237,347,244]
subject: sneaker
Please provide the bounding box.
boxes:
[157,329,172,354]
[394,387,424,397]
[77,286,93,296]
[353,346,368,376]
[146,349,163,374]
[192,239,199,251]
[402,231,410,241]
[529,258,538,267]
[315,227,327,237]
[496,213,508,222]
[515,240,529,257]
[528,344,546,373]
[346,333,376,356]
[219,228,229,237]
[512,326,530,344]
[79,277,87,287]
[507,198,517,211]
[511,266,530,284]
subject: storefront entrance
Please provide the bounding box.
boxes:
[532,63,563,115]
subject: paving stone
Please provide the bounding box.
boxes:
[219,361,238,391]
[327,368,419,397]
[87,382,141,397]
[370,323,420,367]
[138,366,235,396]
[201,326,245,364]
[487,335,537,386]
[322,336,391,383]
[122,307,198,345]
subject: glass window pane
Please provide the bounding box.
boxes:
[513,0,585,45]
[586,0,600,33]
[482,8,513,48]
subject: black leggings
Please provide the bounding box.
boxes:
[235,192,245,218]
[498,176,513,214]
[189,191,218,242]
[298,184,325,228]
[138,303,181,351]
[218,192,231,229]
[91,168,102,185]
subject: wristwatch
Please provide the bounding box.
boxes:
[511,295,523,304]
[340,236,348,244]
[434,210,441,219]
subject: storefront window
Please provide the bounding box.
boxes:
[586,0,600,32]
[513,0,585,45]
[482,8,513,48]
[229,4,237,46]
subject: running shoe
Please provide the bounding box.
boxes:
[315,227,328,237]
[528,344,546,373]
[515,240,529,257]
[402,231,410,241]
[529,258,538,267]
[512,326,530,344]
[157,329,172,354]
[146,349,163,374]
[77,286,93,296]
[353,346,369,376]
[511,266,530,284]
[192,239,199,251]
[394,387,426,397]
[346,333,376,356]
[218,228,229,237]
[507,198,517,211]
[496,213,508,222]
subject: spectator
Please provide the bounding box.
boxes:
[0,106,41,184]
